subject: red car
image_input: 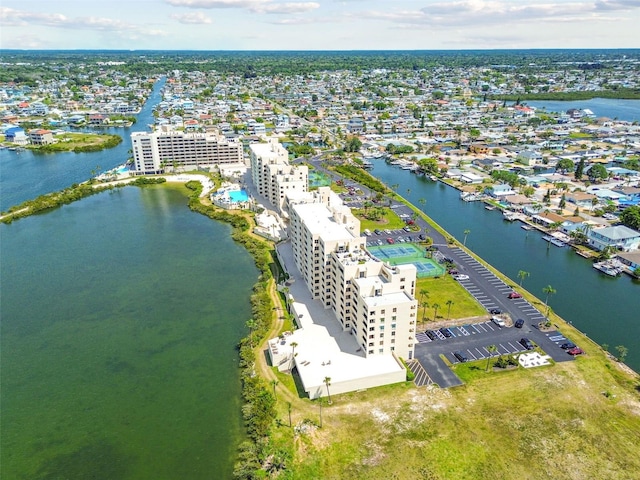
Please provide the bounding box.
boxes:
[568,347,584,356]
[508,292,523,299]
[386,237,394,244]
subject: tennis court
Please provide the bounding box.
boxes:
[367,243,445,278]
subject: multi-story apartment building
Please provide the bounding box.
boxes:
[28,129,54,145]
[249,139,308,211]
[131,126,243,174]
[287,188,417,360]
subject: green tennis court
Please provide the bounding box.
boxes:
[367,243,445,278]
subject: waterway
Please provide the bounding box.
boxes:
[0,77,165,212]
[370,160,640,372]
[524,98,640,122]
[0,185,258,479]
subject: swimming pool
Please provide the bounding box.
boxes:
[228,189,249,202]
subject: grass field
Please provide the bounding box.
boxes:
[353,207,406,231]
[415,275,487,324]
[271,352,640,480]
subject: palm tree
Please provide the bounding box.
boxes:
[446,300,454,320]
[542,285,556,318]
[287,401,292,427]
[421,301,429,326]
[486,345,498,371]
[419,288,429,304]
[463,229,471,246]
[246,319,258,347]
[517,270,530,287]
[271,379,279,400]
[289,342,298,372]
[323,376,332,404]
[432,303,440,322]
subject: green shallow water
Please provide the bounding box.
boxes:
[1,185,258,479]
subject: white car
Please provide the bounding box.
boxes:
[492,316,506,327]
[453,274,469,281]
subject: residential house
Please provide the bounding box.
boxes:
[588,225,640,252]
[29,129,54,145]
[517,150,543,166]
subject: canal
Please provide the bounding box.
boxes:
[370,160,640,372]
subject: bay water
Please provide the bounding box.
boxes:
[1,186,258,478]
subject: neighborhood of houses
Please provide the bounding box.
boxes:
[1,55,640,397]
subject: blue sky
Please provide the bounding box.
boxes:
[1,0,639,50]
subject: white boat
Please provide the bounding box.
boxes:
[521,224,534,231]
[485,205,496,211]
[593,261,622,277]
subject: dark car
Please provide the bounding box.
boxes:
[514,318,525,328]
[560,342,576,350]
[508,292,523,299]
[454,351,468,363]
[419,234,426,240]
[519,337,535,350]
[439,327,453,338]
[489,308,502,315]
[374,229,382,235]
[568,347,584,356]
[426,330,437,340]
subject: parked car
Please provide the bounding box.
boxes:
[568,347,584,356]
[489,308,501,315]
[492,316,506,327]
[426,330,437,340]
[374,229,382,235]
[439,327,453,338]
[519,337,535,350]
[448,269,459,275]
[384,229,391,234]
[418,234,426,240]
[363,229,371,236]
[508,292,523,299]
[454,351,469,362]
[403,226,412,232]
[386,237,394,244]
[514,318,525,328]
[560,342,576,350]
[453,274,469,281]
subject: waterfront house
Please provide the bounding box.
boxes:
[487,183,516,198]
[29,129,54,145]
[588,225,640,252]
[4,126,28,145]
[615,251,640,273]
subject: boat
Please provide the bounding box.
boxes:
[429,175,438,181]
[485,205,496,211]
[521,224,534,231]
[593,261,622,277]
[542,235,566,247]
[503,211,518,221]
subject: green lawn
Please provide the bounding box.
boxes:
[354,207,406,231]
[415,275,487,324]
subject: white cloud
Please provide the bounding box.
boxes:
[165,0,319,14]
[253,2,320,14]
[0,7,166,36]
[170,11,213,23]
[350,0,640,28]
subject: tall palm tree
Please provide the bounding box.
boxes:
[542,285,556,318]
[421,301,429,326]
[271,379,279,400]
[517,270,530,287]
[323,376,332,404]
[446,299,454,320]
[289,341,298,372]
[419,288,429,304]
[486,344,498,371]
[463,229,471,246]
[432,303,440,322]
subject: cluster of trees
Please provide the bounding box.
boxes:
[285,142,314,157]
[37,134,122,153]
[343,136,362,153]
[333,164,388,194]
[490,169,523,188]
[385,143,414,155]
[620,205,640,231]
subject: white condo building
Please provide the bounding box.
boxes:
[287,188,417,360]
[131,126,243,174]
[249,139,308,211]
